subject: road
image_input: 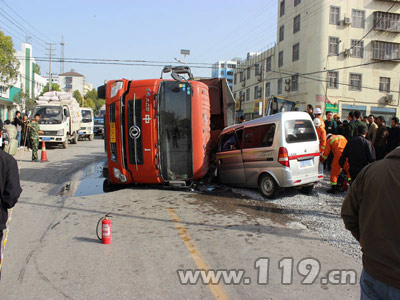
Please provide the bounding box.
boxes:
[0,138,362,300]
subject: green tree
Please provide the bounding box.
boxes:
[33,63,41,75]
[40,82,61,95]
[84,88,103,112]
[13,91,36,114]
[0,30,20,84]
[73,90,83,106]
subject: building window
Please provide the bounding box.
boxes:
[221,63,226,68]
[350,40,364,58]
[352,9,365,28]
[379,77,391,92]
[227,71,233,76]
[266,82,271,97]
[329,37,339,56]
[349,73,362,91]
[254,86,262,99]
[374,11,400,33]
[279,25,285,42]
[266,56,272,71]
[240,72,244,82]
[293,14,301,33]
[278,79,283,94]
[246,88,250,101]
[66,77,72,83]
[291,74,298,91]
[247,68,251,80]
[328,71,339,89]
[221,70,225,76]
[330,6,340,25]
[234,74,237,84]
[280,0,285,17]
[294,0,301,6]
[278,51,284,67]
[255,63,262,76]
[292,43,300,61]
[372,41,400,60]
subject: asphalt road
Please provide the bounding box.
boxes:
[0,138,361,299]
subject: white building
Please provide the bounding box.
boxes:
[233,0,400,122]
[43,76,59,86]
[59,70,85,97]
[211,58,241,89]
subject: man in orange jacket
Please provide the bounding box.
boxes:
[314,118,326,154]
[321,133,351,194]
[314,107,325,130]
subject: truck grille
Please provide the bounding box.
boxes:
[127,99,143,165]
[42,131,58,136]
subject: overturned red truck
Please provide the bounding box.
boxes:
[97,66,235,188]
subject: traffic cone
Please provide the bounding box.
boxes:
[40,141,48,162]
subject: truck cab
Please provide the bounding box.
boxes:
[79,108,94,141]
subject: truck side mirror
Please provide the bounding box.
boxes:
[97,85,106,99]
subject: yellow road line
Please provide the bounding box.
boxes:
[167,207,230,300]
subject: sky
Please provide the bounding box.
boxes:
[0,0,278,89]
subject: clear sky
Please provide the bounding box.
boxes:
[0,0,278,89]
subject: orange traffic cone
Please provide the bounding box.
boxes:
[40,141,48,162]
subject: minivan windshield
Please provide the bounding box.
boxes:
[285,119,317,143]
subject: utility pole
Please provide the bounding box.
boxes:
[60,35,65,74]
[46,43,56,91]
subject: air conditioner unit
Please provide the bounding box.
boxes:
[344,49,350,57]
[285,79,291,84]
[385,94,394,104]
[343,17,351,25]
[285,86,291,92]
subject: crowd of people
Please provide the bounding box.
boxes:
[0,111,42,162]
[307,104,400,194]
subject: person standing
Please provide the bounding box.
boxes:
[321,134,351,194]
[29,114,43,162]
[306,104,315,120]
[13,111,24,149]
[387,117,400,153]
[339,124,376,182]
[21,115,31,149]
[341,147,400,299]
[350,110,363,138]
[324,111,338,135]
[314,118,326,154]
[0,120,22,275]
[374,116,389,160]
[313,107,325,129]
[367,115,378,145]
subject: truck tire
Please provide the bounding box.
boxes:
[62,141,68,149]
[259,173,279,199]
[71,133,78,144]
[89,134,94,141]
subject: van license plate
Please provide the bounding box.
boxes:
[299,159,313,168]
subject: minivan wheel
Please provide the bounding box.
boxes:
[259,174,278,199]
[301,185,314,195]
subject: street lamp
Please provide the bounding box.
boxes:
[180,49,190,64]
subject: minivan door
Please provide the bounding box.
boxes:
[216,129,246,185]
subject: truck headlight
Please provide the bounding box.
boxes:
[110,81,123,98]
[113,167,127,183]
[57,129,64,136]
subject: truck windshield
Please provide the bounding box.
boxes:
[34,106,63,124]
[81,110,92,123]
[159,81,193,181]
[285,119,317,143]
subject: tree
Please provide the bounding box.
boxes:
[40,82,61,95]
[0,30,20,84]
[33,63,41,75]
[73,90,83,106]
[84,88,104,112]
[13,91,36,114]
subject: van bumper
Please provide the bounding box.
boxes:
[280,169,322,187]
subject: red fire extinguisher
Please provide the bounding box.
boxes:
[96,213,112,244]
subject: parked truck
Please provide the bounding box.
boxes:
[98,66,235,188]
[33,91,82,148]
[78,107,94,141]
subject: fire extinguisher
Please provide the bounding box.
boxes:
[96,213,112,244]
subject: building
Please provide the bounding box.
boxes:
[84,82,94,95]
[43,76,59,86]
[59,69,85,97]
[0,43,46,121]
[233,0,400,122]
[211,59,241,89]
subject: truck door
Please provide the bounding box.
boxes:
[216,128,246,185]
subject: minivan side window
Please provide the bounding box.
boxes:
[244,124,276,149]
[219,132,240,152]
[285,119,317,143]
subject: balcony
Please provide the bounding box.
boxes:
[371,40,400,61]
[374,11,400,32]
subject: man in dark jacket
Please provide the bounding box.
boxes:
[374,116,389,160]
[13,111,24,149]
[387,117,400,153]
[339,124,375,182]
[341,147,400,298]
[349,110,363,138]
[0,120,22,270]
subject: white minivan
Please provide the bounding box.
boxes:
[215,112,323,198]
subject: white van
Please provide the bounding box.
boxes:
[79,108,94,141]
[215,112,323,198]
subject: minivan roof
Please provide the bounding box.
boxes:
[221,112,312,134]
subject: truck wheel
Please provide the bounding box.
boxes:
[89,134,94,141]
[103,179,120,193]
[72,133,78,144]
[259,174,278,199]
[62,141,68,149]
[301,185,314,195]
